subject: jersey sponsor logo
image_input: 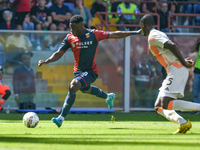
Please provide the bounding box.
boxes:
[71,43,75,48]
[73,41,93,49]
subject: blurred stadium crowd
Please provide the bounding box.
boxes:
[0,0,199,51]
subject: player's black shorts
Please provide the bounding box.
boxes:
[74,70,98,91]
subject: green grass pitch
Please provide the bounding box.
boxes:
[1,112,200,150]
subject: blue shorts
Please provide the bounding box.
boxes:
[74,70,98,91]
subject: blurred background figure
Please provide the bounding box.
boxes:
[0,66,11,111]
[5,32,32,51]
[141,0,157,14]
[22,13,35,43]
[11,0,31,30]
[63,0,74,10]
[72,0,93,29]
[0,10,16,29]
[12,51,36,108]
[157,1,181,33]
[0,36,5,67]
[131,53,154,108]
[116,2,141,31]
[194,4,200,32]
[169,2,182,33]
[30,0,53,50]
[50,0,72,31]
[190,35,200,105]
[4,31,32,74]
[0,0,10,23]
[31,0,52,30]
[90,0,117,21]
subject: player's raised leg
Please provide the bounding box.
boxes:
[82,85,115,109]
[167,99,200,111]
[51,79,81,127]
[78,71,115,109]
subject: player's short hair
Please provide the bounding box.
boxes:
[70,15,83,24]
[140,14,155,26]
[3,10,12,19]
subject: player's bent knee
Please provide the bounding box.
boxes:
[68,84,79,93]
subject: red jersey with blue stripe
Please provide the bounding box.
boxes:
[59,29,109,74]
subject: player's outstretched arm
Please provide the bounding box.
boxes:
[108,29,142,39]
[164,41,194,68]
[38,50,65,67]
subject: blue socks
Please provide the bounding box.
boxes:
[60,93,76,118]
[90,86,108,99]
[60,86,107,119]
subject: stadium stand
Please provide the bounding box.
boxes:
[37,64,110,107]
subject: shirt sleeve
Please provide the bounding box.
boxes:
[58,35,71,52]
[65,5,71,13]
[93,29,109,42]
[30,6,36,16]
[149,31,169,49]
[134,6,140,13]
[117,6,122,18]
[50,5,55,13]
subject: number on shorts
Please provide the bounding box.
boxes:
[167,78,173,85]
[80,72,88,78]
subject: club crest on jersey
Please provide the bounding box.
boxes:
[71,43,75,48]
[86,33,90,38]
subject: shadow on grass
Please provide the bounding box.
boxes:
[1,112,200,122]
[108,127,159,130]
[0,136,200,146]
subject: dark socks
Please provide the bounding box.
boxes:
[90,86,108,99]
[60,93,76,118]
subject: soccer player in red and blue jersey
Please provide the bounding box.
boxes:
[38,15,142,127]
[0,66,11,111]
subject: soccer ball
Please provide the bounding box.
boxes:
[23,112,39,128]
